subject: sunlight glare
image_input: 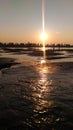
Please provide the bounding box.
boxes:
[42,46,45,51]
[41,32,47,41]
[41,59,46,64]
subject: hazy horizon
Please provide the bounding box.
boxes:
[0,0,73,44]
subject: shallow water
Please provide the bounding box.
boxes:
[0,48,73,129]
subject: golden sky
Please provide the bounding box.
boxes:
[0,0,73,44]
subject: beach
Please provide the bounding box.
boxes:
[0,47,73,129]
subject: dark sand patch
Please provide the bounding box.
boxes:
[29,49,63,56]
[0,57,19,70]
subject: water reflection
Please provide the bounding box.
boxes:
[32,59,54,124]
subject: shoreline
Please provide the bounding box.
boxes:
[0,56,73,71]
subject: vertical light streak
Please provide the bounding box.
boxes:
[42,0,45,33]
[42,0,46,59]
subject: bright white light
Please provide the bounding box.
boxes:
[42,46,45,51]
[41,59,46,64]
[41,32,47,41]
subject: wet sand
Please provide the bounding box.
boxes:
[0,48,73,129]
[0,59,73,129]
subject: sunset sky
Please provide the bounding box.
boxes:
[0,0,73,44]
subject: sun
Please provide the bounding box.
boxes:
[41,32,48,41]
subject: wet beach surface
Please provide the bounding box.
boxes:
[0,47,73,129]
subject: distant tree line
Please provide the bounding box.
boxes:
[0,42,41,47]
[0,42,73,48]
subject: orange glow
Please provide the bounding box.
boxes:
[40,32,48,58]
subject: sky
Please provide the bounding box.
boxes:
[0,0,73,44]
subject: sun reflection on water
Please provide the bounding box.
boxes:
[41,59,46,64]
[31,60,55,126]
[32,59,54,124]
